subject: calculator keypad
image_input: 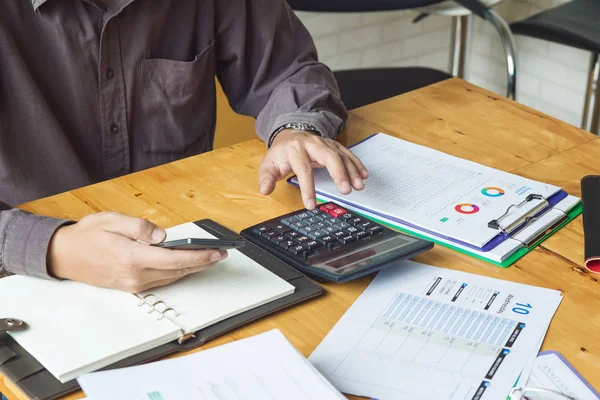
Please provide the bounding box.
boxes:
[249,203,384,259]
[241,201,434,283]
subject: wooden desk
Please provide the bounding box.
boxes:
[1,78,599,399]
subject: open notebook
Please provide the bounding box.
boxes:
[0,223,294,383]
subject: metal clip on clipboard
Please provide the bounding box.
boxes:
[487,194,568,249]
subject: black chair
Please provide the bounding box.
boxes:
[287,0,517,110]
[332,68,451,110]
[510,0,600,134]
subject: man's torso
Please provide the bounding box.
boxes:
[1,0,222,205]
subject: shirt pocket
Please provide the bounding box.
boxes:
[138,40,216,154]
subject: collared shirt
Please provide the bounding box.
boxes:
[0,0,347,278]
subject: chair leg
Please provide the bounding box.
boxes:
[593,63,600,135]
[449,14,473,79]
[483,9,517,100]
[582,53,600,134]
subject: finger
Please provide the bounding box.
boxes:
[132,244,228,271]
[137,261,215,291]
[258,158,282,195]
[142,277,180,291]
[102,214,166,244]
[312,148,351,195]
[340,153,365,190]
[337,144,369,179]
[287,149,316,209]
[141,261,219,282]
[116,260,220,293]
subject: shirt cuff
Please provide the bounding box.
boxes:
[266,109,344,147]
[1,212,73,279]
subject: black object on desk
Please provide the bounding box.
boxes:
[155,238,245,250]
[241,202,434,283]
[581,176,600,273]
[511,0,600,134]
[0,220,323,400]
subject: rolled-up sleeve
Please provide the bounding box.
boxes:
[215,0,348,144]
[0,202,72,279]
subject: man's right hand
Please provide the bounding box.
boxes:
[47,212,227,293]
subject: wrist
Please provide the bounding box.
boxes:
[0,212,72,279]
[268,122,321,148]
[269,128,303,145]
[47,225,73,280]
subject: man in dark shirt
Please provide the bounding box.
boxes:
[0,0,367,292]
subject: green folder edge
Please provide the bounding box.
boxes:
[316,197,582,268]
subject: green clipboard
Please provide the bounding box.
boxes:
[317,197,582,268]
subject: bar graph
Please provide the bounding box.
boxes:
[382,293,518,346]
[331,292,525,399]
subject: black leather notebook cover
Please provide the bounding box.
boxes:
[0,219,323,400]
[581,176,600,273]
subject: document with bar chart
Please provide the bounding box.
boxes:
[309,261,562,400]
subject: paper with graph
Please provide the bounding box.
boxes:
[309,261,562,400]
[298,133,562,248]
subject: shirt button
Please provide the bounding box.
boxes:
[106,68,114,79]
[111,124,120,134]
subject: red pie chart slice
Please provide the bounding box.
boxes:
[455,203,480,214]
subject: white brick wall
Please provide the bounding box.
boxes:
[296,0,595,131]
[298,10,452,72]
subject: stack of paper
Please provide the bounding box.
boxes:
[308,260,563,400]
[289,133,582,267]
[78,330,345,400]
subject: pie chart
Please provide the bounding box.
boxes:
[455,203,480,214]
[481,187,505,197]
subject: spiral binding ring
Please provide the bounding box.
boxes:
[137,294,156,306]
[147,300,166,314]
[158,307,179,321]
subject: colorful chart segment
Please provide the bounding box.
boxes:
[481,187,505,197]
[455,203,480,214]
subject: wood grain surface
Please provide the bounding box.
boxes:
[2,79,598,399]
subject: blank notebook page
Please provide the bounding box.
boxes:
[0,277,179,383]
[0,222,295,383]
[149,222,296,332]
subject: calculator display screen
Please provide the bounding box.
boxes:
[325,248,378,269]
[316,236,415,275]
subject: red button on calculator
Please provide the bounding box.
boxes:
[328,207,347,218]
[320,204,347,217]
[320,204,336,212]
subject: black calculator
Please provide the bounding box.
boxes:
[241,202,433,283]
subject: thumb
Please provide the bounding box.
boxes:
[258,160,281,195]
[102,213,166,244]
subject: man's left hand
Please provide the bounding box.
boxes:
[258,129,368,210]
